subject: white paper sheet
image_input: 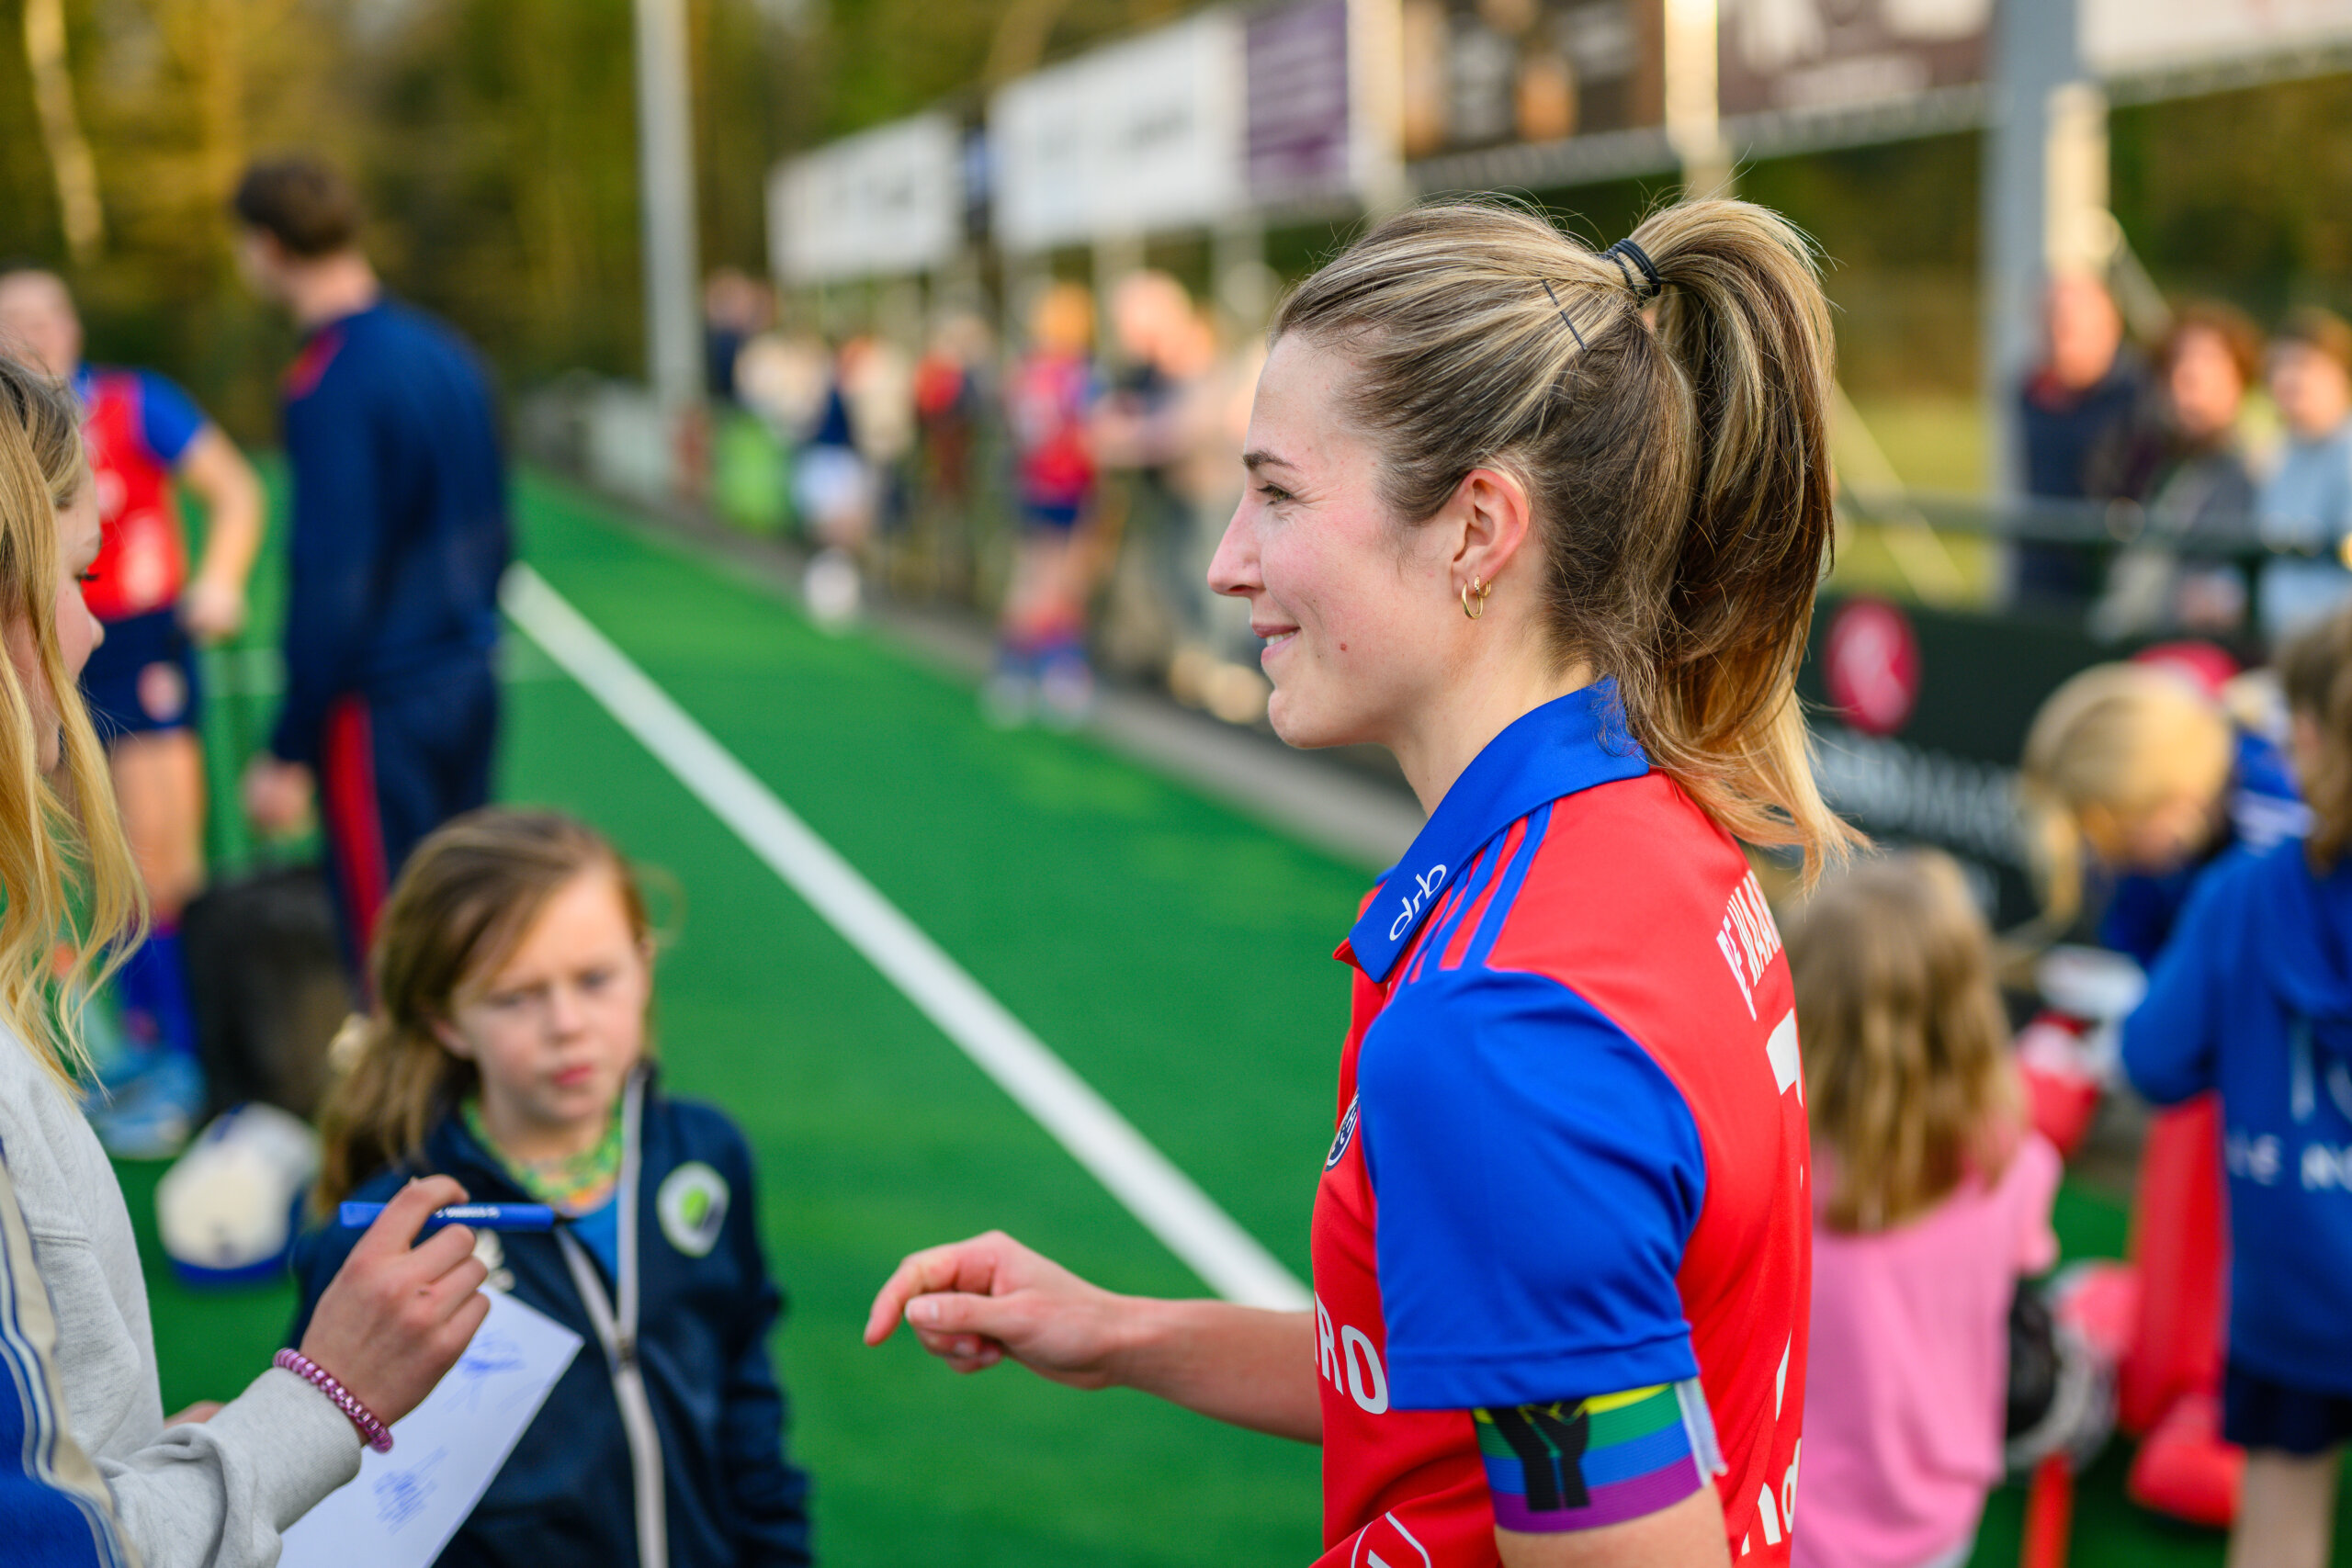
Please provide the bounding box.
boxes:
[279,1288,585,1568]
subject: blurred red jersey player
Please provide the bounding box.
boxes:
[0,265,266,1153]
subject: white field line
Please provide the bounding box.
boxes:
[502,565,1310,1311]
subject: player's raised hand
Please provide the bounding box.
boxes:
[865,1231,1133,1388]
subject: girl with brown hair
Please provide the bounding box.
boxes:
[867,197,1851,1567]
[2126,601,2352,1568]
[0,348,486,1566]
[1786,852,2058,1568]
[292,807,810,1568]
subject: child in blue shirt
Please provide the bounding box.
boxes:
[291,808,811,1566]
[2123,603,2352,1568]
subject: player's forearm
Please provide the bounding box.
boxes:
[182,431,266,589]
[1110,1301,1320,1442]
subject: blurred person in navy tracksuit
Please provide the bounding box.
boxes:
[2016,273,2145,610]
[228,156,510,975]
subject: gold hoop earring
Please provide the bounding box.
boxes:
[1461,577,1493,620]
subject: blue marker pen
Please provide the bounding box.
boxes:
[338,1201,558,1234]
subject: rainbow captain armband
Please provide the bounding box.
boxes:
[1476,1380,1724,1533]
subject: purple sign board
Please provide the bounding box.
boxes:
[1247,0,1352,201]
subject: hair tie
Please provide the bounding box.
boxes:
[1601,238,1662,300]
[1540,279,1589,351]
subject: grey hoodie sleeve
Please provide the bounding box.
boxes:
[0,1035,364,1568]
[96,1368,362,1568]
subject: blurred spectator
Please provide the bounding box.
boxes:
[842,333,916,513]
[910,312,994,594]
[792,335,915,627]
[2256,307,2352,638]
[703,267,774,404]
[0,265,267,1154]
[1160,330,1272,725]
[1789,851,2060,1568]
[735,330,832,444]
[2017,274,2144,609]
[2014,655,2304,1526]
[2018,661,2239,957]
[2122,602,2352,1568]
[794,342,876,628]
[987,282,1101,727]
[2090,301,2264,639]
[229,154,510,976]
[1094,272,1216,671]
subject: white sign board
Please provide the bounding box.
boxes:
[770,112,963,284]
[2085,0,2352,74]
[990,11,1247,253]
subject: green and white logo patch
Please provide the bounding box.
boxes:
[656,1162,730,1258]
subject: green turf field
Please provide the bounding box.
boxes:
[112,469,2352,1564]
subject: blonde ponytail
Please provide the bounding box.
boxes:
[1272,197,1859,876]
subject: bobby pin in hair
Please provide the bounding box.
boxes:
[1540,279,1589,350]
[1600,238,1662,300]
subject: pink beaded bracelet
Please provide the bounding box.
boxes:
[274,1348,394,1453]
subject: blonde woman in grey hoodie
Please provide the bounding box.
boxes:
[0,349,490,1568]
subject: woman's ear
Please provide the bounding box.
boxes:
[1450,466,1536,591]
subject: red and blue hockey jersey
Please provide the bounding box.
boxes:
[74,366,205,622]
[1312,679,1811,1565]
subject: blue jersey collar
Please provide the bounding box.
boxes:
[1343,679,1647,983]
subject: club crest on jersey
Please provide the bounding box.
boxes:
[1327,1094,1361,1169]
[657,1162,730,1257]
[1387,863,1449,942]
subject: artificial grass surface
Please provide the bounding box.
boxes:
[112,468,2348,1563]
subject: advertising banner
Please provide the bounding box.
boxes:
[1400,0,1660,160]
[1797,593,2154,927]
[1248,0,1353,200]
[769,114,963,284]
[1715,0,1989,118]
[2083,0,2352,76]
[991,12,1247,253]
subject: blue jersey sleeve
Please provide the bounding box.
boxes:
[133,369,209,467]
[1359,967,1706,1412]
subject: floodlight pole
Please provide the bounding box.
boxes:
[1983,0,2092,503]
[635,0,704,415]
[1663,0,1730,198]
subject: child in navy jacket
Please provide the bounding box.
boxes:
[291,808,811,1566]
[2123,605,2352,1568]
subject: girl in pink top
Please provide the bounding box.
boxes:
[1788,852,2063,1568]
